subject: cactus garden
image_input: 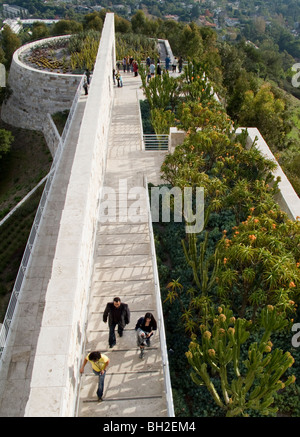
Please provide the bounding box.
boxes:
[140,60,300,417]
[21,31,101,74]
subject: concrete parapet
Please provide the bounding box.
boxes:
[23,13,116,417]
[169,127,186,154]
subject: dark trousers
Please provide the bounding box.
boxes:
[109,322,123,346]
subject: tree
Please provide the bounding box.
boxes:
[131,10,147,34]
[186,305,296,417]
[178,23,203,61]
[51,20,83,36]
[226,69,259,120]
[1,25,21,69]
[238,83,289,148]
[115,15,132,34]
[83,12,103,32]
[30,22,50,41]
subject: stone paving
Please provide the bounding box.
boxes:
[77,73,169,417]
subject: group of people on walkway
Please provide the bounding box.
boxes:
[80,296,157,402]
[118,55,139,75]
[112,53,184,87]
[145,54,184,83]
[83,52,184,94]
[113,56,139,87]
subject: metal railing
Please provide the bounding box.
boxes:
[144,176,175,417]
[143,134,169,151]
[0,74,85,363]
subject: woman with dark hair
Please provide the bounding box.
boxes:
[135,313,157,359]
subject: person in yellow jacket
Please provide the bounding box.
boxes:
[80,351,110,402]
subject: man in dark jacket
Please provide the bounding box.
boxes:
[103,297,130,347]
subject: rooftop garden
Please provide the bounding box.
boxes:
[21,30,101,74]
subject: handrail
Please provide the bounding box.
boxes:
[0,74,85,364]
[144,175,175,417]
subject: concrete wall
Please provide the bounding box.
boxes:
[169,127,300,220]
[1,35,82,131]
[23,13,116,417]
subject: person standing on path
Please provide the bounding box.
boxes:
[172,57,177,73]
[157,62,161,75]
[178,56,183,73]
[165,55,170,71]
[149,60,155,78]
[83,77,89,95]
[80,351,110,402]
[85,69,91,84]
[132,60,138,77]
[103,297,130,347]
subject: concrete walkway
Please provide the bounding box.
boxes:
[77,73,168,417]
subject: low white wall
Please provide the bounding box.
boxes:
[24,13,116,417]
[236,127,300,220]
[169,127,300,220]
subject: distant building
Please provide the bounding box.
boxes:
[91,6,104,12]
[2,18,22,33]
[197,16,216,27]
[74,6,93,13]
[3,3,28,19]
[1,18,60,34]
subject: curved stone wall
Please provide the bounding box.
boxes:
[1,35,82,131]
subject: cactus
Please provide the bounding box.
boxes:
[181,225,220,297]
[185,305,295,417]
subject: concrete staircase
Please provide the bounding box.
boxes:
[77,74,168,417]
